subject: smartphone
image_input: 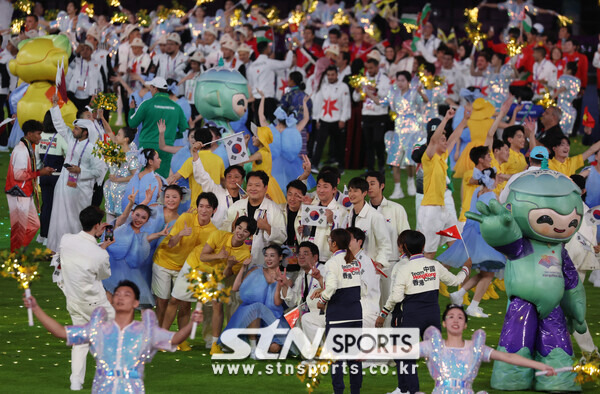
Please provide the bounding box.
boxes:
[104,225,114,241]
[63,163,73,169]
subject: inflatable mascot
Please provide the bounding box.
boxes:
[467,170,586,392]
[9,35,77,128]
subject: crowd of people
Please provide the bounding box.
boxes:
[3,0,600,393]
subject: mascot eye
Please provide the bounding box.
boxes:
[536,215,554,225]
[237,99,245,106]
[568,219,579,228]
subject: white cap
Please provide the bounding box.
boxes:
[80,41,94,51]
[130,37,145,48]
[167,32,181,45]
[237,43,252,53]
[204,27,217,38]
[122,24,140,40]
[146,76,168,90]
[221,39,238,52]
[533,23,544,34]
[188,51,205,63]
[325,44,340,57]
[367,50,381,62]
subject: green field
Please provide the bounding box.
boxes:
[0,137,599,393]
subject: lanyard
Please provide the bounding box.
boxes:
[69,139,90,166]
[42,133,58,164]
[80,58,89,78]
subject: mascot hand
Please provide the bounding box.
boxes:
[465,199,522,246]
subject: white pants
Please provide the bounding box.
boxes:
[67,300,114,388]
[299,311,326,341]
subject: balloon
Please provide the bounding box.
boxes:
[9,35,76,127]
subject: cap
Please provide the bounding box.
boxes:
[130,37,145,48]
[221,39,238,52]
[122,24,140,40]
[426,118,442,134]
[366,50,381,62]
[204,27,217,38]
[80,41,94,51]
[237,43,252,53]
[188,51,205,63]
[530,146,549,160]
[533,23,544,34]
[167,32,181,45]
[86,27,100,42]
[8,36,20,48]
[146,76,168,90]
[325,44,340,57]
[219,33,234,44]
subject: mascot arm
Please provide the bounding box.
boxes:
[560,247,587,334]
[465,199,522,247]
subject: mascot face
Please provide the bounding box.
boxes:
[506,170,583,243]
[9,35,71,83]
[194,68,248,122]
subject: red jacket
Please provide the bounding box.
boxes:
[563,51,588,88]
[5,140,39,197]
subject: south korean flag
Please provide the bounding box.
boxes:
[224,133,249,165]
[301,205,329,227]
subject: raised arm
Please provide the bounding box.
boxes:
[447,106,470,153]
[97,109,116,142]
[158,119,182,154]
[50,94,73,142]
[296,95,311,131]
[232,261,254,292]
[23,294,67,339]
[425,108,455,159]
[257,91,269,127]
[485,97,512,148]
[582,139,600,161]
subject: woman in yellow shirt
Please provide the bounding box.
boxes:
[548,135,600,176]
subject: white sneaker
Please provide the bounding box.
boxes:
[70,383,83,391]
[386,388,408,394]
[407,178,416,196]
[389,187,404,200]
[465,305,489,318]
[449,291,463,306]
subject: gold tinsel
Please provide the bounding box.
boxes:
[186,268,231,304]
[418,64,445,90]
[403,21,418,33]
[171,0,187,18]
[137,9,151,27]
[296,355,333,393]
[91,92,118,111]
[289,10,305,26]
[196,0,214,5]
[15,0,33,15]
[111,12,128,24]
[266,7,281,27]
[81,1,94,18]
[11,18,24,34]
[535,89,556,109]
[506,38,525,57]
[557,14,573,27]
[464,7,479,24]
[332,9,349,26]
[44,9,59,21]
[0,248,49,289]
[229,9,243,27]
[107,0,121,8]
[574,359,600,384]
[156,6,171,24]
[302,0,318,14]
[92,139,126,166]
[464,7,487,51]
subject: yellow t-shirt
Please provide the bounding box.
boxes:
[190,230,251,274]
[501,149,527,175]
[178,151,225,207]
[548,154,584,176]
[490,152,507,196]
[459,169,478,222]
[153,212,217,271]
[421,151,448,206]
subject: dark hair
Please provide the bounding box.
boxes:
[330,228,354,264]
[43,110,57,134]
[246,170,269,187]
[492,138,508,151]
[350,58,364,75]
[492,52,506,64]
[397,228,408,248]
[120,127,136,143]
[348,177,368,193]
[365,170,385,190]
[80,205,105,231]
[304,25,316,35]
[225,164,246,179]
[164,184,184,198]
[442,303,468,323]
[22,120,43,135]
[571,174,586,200]
[502,125,525,145]
[564,37,577,47]
[366,58,379,67]
[196,191,218,209]
[566,61,578,75]
[325,65,338,75]
[340,51,351,64]
[396,70,411,82]
[263,243,284,257]
[533,46,547,57]
[194,127,213,149]
[298,241,319,260]
[508,27,521,39]
[26,14,39,22]
[133,204,152,218]
[141,148,158,168]
[257,41,270,54]
[114,280,140,301]
[329,28,341,38]
[469,146,489,165]
[319,165,340,180]
[289,71,305,90]
[422,61,436,75]
[317,171,338,189]
[286,179,307,195]
[442,47,455,57]
[76,107,91,119]
[399,229,425,256]
[235,215,257,234]
[346,226,366,248]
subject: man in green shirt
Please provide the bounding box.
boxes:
[128,77,189,177]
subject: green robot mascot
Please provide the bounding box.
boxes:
[467,170,587,391]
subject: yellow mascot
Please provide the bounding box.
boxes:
[9,34,77,127]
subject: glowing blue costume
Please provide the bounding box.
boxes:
[421,326,493,394]
[103,144,140,216]
[556,75,580,136]
[384,85,421,167]
[487,64,514,109]
[66,308,175,393]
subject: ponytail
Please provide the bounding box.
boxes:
[330,229,354,264]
